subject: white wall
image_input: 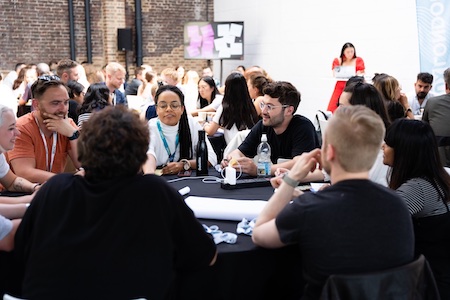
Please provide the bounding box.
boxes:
[213,0,422,120]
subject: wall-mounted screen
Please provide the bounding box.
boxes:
[184,21,244,60]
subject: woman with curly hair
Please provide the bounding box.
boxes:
[14,106,217,299]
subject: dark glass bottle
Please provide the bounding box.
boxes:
[196,130,209,176]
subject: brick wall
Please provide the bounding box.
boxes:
[0,0,214,77]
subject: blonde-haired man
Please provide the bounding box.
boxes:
[104,62,128,107]
[160,67,178,86]
[252,105,414,299]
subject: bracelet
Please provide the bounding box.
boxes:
[31,183,40,191]
[283,173,300,188]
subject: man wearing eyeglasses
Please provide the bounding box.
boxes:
[221,81,320,176]
[5,77,81,184]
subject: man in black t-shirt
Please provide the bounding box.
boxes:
[221,81,319,176]
[252,106,415,300]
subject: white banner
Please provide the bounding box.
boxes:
[416,0,450,94]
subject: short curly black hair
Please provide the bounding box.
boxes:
[77,106,149,182]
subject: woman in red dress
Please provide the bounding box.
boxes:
[326,42,365,112]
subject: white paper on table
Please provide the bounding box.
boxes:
[310,182,327,192]
[184,196,267,221]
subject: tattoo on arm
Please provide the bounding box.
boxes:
[14,178,25,192]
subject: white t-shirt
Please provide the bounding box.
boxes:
[148,115,218,167]
[0,153,11,178]
[212,105,242,145]
[196,94,223,111]
[407,92,435,115]
[369,149,389,187]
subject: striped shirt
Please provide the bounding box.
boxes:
[396,177,450,218]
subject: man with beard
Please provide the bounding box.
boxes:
[252,106,415,300]
[221,81,319,176]
[408,72,434,115]
[5,76,81,184]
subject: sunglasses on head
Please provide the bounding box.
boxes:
[38,75,61,81]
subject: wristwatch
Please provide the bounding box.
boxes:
[69,130,80,141]
[180,159,191,171]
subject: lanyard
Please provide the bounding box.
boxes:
[156,120,179,163]
[35,117,57,172]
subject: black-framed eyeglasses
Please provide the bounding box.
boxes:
[38,75,61,81]
[156,101,182,110]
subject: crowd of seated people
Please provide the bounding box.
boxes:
[1,57,449,299]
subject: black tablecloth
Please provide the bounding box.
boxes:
[0,170,305,300]
[164,169,305,300]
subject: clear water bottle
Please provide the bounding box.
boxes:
[196,130,209,176]
[257,133,271,177]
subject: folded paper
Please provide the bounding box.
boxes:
[185,196,267,221]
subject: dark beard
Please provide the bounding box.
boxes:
[417,92,427,99]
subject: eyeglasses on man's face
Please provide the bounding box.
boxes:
[259,101,289,112]
[156,101,182,110]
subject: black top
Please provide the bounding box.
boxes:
[14,173,216,299]
[125,78,142,96]
[68,99,80,125]
[276,179,415,300]
[238,115,320,163]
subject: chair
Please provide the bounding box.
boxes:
[319,119,329,139]
[314,110,331,147]
[319,254,441,300]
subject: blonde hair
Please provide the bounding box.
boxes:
[183,70,200,85]
[160,68,178,83]
[105,62,126,75]
[372,75,399,101]
[325,105,385,172]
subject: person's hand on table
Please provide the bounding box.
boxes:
[231,157,257,176]
[162,161,183,175]
[221,156,256,176]
[220,156,232,168]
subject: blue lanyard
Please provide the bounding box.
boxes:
[157,120,179,162]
